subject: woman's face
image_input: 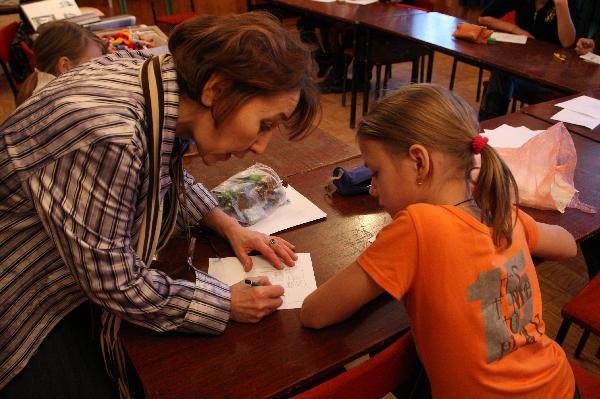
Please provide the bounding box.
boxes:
[181,89,300,165]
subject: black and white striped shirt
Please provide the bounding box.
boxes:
[0,51,231,388]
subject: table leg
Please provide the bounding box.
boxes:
[350,24,358,129]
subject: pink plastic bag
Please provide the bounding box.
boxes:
[494,122,596,213]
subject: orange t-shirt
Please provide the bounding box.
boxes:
[357,204,574,399]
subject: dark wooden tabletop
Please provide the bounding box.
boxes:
[183,127,360,189]
[270,0,425,25]
[521,89,600,143]
[357,12,600,94]
[120,157,409,399]
[480,112,600,242]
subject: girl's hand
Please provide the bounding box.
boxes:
[230,276,284,322]
[575,38,595,55]
[224,223,297,271]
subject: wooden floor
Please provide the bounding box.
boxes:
[1,6,598,383]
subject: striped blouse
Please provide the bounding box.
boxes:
[0,51,231,389]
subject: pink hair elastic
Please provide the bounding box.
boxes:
[471,135,489,154]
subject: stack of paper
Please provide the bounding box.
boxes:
[551,96,600,130]
[482,124,544,148]
[208,253,317,309]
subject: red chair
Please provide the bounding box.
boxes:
[291,332,419,399]
[556,274,600,360]
[151,0,198,30]
[0,21,21,97]
[569,360,600,398]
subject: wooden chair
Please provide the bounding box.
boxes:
[569,359,600,398]
[0,21,22,98]
[555,274,600,360]
[290,332,419,399]
[341,2,433,127]
[151,0,198,30]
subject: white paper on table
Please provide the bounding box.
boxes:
[208,253,317,309]
[490,32,527,44]
[482,124,544,148]
[555,96,600,120]
[248,185,326,235]
[551,109,600,130]
[581,52,600,65]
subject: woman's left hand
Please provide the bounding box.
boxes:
[225,224,297,271]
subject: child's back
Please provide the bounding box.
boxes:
[301,84,578,398]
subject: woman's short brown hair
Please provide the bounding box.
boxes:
[169,12,319,139]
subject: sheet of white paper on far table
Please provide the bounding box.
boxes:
[482,124,544,148]
[208,253,317,310]
[490,32,528,44]
[552,96,600,129]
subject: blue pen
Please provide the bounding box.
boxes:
[244,279,261,287]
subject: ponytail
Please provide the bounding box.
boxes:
[473,144,519,249]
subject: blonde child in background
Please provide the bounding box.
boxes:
[301,84,580,398]
[16,20,106,106]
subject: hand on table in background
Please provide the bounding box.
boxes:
[230,276,284,323]
[575,38,595,55]
[511,26,534,38]
[224,223,298,272]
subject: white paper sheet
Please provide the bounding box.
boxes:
[581,52,600,65]
[555,96,600,120]
[482,124,544,148]
[208,253,317,309]
[551,109,600,130]
[490,32,527,44]
[248,185,326,235]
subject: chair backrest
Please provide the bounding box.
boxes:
[569,360,600,398]
[291,332,419,399]
[0,21,19,63]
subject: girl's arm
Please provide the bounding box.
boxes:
[300,262,384,329]
[554,0,577,48]
[531,222,577,260]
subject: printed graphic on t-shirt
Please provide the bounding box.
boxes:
[467,251,543,363]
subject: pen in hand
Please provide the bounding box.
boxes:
[245,279,261,287]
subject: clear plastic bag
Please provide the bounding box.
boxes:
[211,163,288,226]
[494,122,596,213]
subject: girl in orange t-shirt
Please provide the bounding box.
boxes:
[301,84,579,398]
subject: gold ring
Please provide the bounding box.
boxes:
[268,238,277,247]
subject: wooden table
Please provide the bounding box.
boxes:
[183,127,360,189]
[121,157,409,399]
[481,112,600,242]
[521,88,600,143]
[358,12,600,95]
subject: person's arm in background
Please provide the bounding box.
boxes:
[478,0,534,38]
[554,0,577,47]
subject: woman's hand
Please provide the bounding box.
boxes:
[225,224,297,271]
[201,207,297,271]
[230,276,284,322]
[575,38,595,55]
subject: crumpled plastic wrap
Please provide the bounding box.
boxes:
[494,122,596,214]
[212,163,288,226]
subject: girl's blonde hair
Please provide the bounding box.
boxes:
[357,83,519,248]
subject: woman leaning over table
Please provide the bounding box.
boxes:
[0,12,319,398]
[477,0,580,121]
